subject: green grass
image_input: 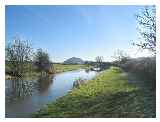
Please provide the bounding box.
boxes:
[53,64,87,73]
[33,67,155,118]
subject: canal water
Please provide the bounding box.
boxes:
[5,69,97,118]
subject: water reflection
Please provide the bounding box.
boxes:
[37,75,54,93]
[6,78,37,102]
[6,75,55,102]
[85,69,90,73]
[6,69,97,117]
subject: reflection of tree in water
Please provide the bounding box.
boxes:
[6,75,54,103]
[37,75,54,93]
[6,78,37,102]
[85,69,90,73]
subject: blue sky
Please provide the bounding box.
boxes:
[6,5,147,62]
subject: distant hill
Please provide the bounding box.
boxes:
[63,57,84,64]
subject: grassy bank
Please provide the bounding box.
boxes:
[33,67,155,118]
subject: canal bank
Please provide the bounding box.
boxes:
[33,67,155,118]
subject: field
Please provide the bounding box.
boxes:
[33,67,155,117]
[53,64,87,73]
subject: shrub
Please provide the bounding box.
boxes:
[33,48,53,75]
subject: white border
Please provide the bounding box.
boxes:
[0,0,160,121]
[0,0,5,119]
[156,0,160,118]
[4,0,157,5]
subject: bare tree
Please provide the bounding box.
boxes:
[112,50,130,65]
[6,38,33,76]
[133,6,156,54]
[95,56,103,68]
